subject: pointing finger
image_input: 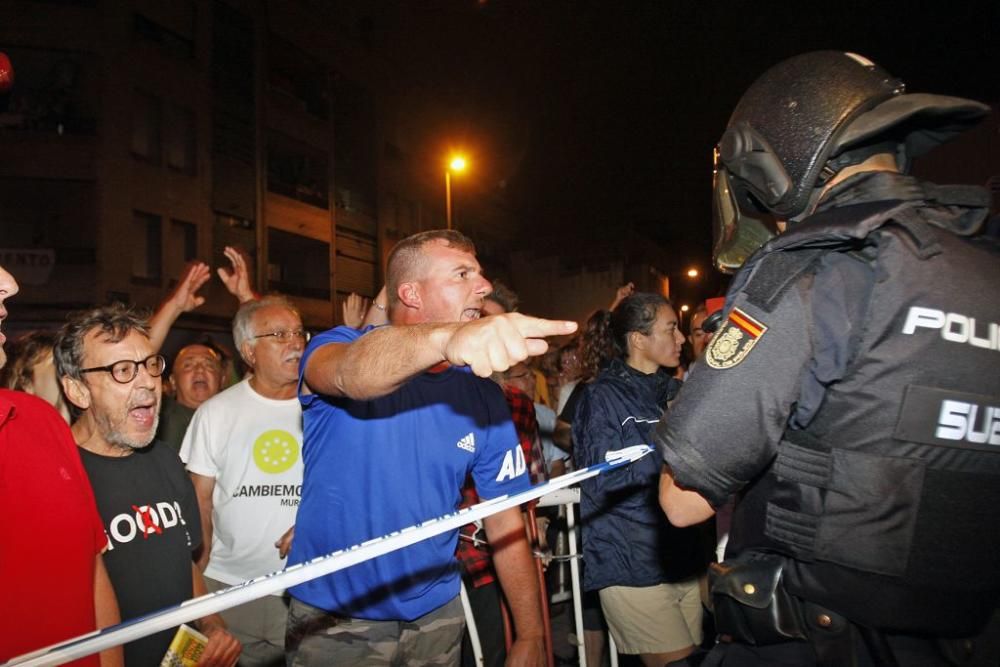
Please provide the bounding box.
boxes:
[510,315,578,339]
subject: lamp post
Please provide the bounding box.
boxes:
[445,155,467,230]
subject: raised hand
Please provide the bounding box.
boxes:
[217,246,257,303]
[167,261,211,313]
[609,281,635,310]
[342,293,370,329]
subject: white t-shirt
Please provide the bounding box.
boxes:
[180,378,303,586]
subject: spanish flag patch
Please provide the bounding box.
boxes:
[705,307,768,369]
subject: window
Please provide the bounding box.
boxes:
[267,132,329,209]
[133,9,195,60]
[332,75,376,218]
[131,210,162,285]
[165,219,197,286]
[131,90,161,164]
[267,228,330,300]
[267,35,329,120]
[165,103,196,174]
[172,219,197,259]
[0,47,98,135]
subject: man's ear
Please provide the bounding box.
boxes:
[239,341,255,369]
[61,376,91,410]
[397,282,422,309]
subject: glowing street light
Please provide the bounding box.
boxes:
[445,154,467,229]
[680,304,690,312]
[686,268,699,278]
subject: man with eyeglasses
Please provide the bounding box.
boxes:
[55,304,241,667]
[0,267,125,666]
[180,295,305,667]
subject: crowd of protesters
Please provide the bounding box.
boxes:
[0,226,725,667]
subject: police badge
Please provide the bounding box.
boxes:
[705,307,768,369]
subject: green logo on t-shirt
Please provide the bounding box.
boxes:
[253,429,300,474]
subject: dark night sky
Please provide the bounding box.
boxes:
[367,1,998,256]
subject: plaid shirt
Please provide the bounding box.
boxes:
[455,385,542,588]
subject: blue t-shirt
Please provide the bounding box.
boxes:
[287,325,532,621]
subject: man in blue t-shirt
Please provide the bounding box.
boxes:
[286,230,577,666]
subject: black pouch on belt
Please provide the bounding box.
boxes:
[709,552,808,646]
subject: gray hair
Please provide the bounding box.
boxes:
[232,295,300,353]
[55,304,151,381]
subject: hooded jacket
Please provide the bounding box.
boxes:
[574,358,706,591]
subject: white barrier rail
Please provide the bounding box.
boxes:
[5,445,653,667]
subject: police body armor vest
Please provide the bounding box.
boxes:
[726,198,1000,638]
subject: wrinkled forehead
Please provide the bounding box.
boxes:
[251,305,301,331]
[83,327,152,365]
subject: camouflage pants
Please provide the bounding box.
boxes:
[285,595,464,666]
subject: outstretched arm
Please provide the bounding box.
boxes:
[304,313,577,401]
[148,261,212,352]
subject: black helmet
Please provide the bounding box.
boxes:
[712,51,989,273]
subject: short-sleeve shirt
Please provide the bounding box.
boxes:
[80,440,202,666]
[180,378,303,586]
[657,250,873,507]
[287,325,532,621]
[0,390,106,665]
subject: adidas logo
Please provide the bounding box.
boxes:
[456,433,476,453]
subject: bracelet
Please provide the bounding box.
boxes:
[373,302,386,312]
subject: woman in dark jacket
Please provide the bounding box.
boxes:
[573,292,705,665]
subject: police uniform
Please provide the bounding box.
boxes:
[656,171,1000,665]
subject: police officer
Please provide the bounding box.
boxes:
[656,51,1000,666]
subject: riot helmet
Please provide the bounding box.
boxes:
[712,51,989,273]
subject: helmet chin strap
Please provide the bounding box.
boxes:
[793,152,902,223]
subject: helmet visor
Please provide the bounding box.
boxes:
[712,148,777,274]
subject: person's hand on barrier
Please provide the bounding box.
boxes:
[506,635,546,667]
[197,621,241,666]
[443,313,577,378]
[275,525,295,559]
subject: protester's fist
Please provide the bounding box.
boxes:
[443,313,577,378]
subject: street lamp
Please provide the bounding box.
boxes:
[445,155,467,230]
[686,268,699,279]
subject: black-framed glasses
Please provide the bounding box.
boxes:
[80,354,167,384]
[252,329,311,344]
